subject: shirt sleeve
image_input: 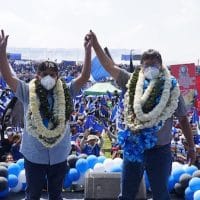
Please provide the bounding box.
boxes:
[67,80,80,99]
[14,79,29,104]
[174,94,187,117]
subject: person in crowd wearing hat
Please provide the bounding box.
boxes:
[87,31,196,200]
[0,29,92,199]
[80,129,104,156]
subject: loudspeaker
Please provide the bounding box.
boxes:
[84,171,146,200]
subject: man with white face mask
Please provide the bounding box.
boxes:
[0,29,92,200]
[40,75,56,90]
[88,31,196,200]
[143,64,160,80]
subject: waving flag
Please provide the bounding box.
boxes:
[93,121,104,133]
[91,57,110,81]
[110,105,118,122]
[192,107,199,124]
[84,115,95,129]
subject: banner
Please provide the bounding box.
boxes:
[121,54,141,61]
[170,63,196,91]
[170,63,196,109]
[196,75,200,97]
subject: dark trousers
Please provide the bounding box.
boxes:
[24,158,68,200]
[119,144,172,200]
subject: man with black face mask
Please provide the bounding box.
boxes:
[0,29,92,200]
[87,31,196,200]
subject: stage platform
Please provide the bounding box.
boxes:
[4,191,183,200]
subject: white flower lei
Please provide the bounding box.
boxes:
[124,66,180,132]
[26,78,67,148]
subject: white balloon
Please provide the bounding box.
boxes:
[85,168,93,174]
[103,158,114,172]
[93,163,106,173]
[172,161,183,171]
[113,158,123,166]
[10,181,23,193]
[18,169,26,183]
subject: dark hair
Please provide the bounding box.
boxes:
[140,49,162,65]
[37,61,58,74]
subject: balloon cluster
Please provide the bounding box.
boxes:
[162,161,200,200]
[0,158,25,198]
[64,154,123,190]
[0,155,123,196]
[143,161,200,200]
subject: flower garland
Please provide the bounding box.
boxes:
[124,66,180,131]
[119,66,180,162]
[26,78,73,148]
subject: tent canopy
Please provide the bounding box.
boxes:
[84,82,121,95]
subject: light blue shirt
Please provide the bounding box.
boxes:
[15,79,79,165]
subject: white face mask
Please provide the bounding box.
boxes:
[143,66,160,80]
[40,75,56,90]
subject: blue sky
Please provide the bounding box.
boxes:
[0,0,200,64]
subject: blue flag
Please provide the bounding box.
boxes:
[93,121,104,133]
[80,104,84,114]
[110,105,118,122]
[192,108,199,124]
[84,115,95,129]
[91,57,110,81]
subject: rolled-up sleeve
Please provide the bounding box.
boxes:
[67,80,81,99]
[174,95,187,117]
[14,80,29,104]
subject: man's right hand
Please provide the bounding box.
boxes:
[0,29,18,92]
[0,30,9,58]
[85,30,98,47]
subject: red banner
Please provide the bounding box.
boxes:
[170,63,196,110]
[196,75,200,97]
[170,63,196,91]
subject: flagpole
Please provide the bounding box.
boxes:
[129,49,134,73]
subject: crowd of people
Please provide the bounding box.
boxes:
[0,29,199,200]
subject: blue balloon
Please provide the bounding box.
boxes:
[68,168,80,182]
[16,159,24,170]
[110,165,122,173]
[144,171,150,191]
[168,175,176,192]
[76,158,88,173]
[8,163,21,176]
[87,155,98,169]
[185,187,194,200]
[184,165,198,176]
[194,190,200,200]
[189,177,200,192]
[22,183,26,191]
[63,173,72,188]
[97,156,106,163]
[8,174,18,188]
[0,188,9,198]
[172,168,185,182]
